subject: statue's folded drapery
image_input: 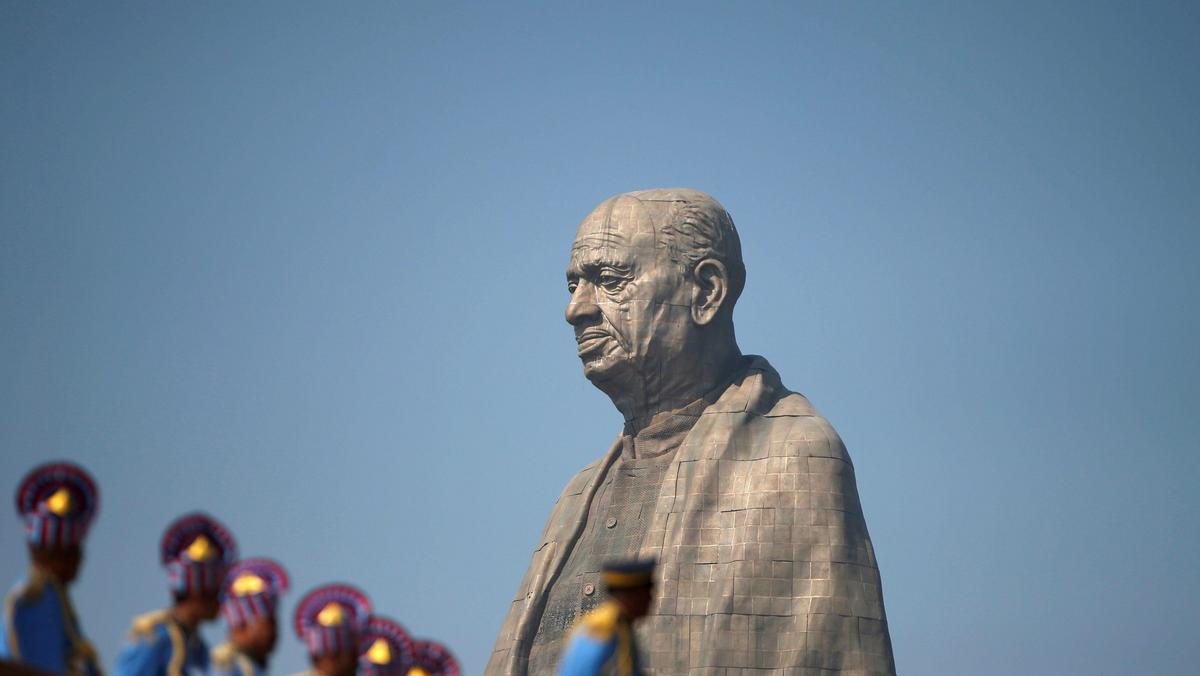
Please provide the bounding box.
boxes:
[487,357,896,675]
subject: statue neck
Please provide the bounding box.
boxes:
[613,341,744,433]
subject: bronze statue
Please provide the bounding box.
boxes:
[488,189,895,675]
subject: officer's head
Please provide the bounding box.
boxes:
[17,462,99,585]
[295,584,373,676]
[223,558,290,661]
[29,543,83,583]
[609,584,655,620]
[357,616,416,676]
[601,558,657,620]
[313,649,359,676]
[161,512,238,626]
[232,615,279,662]
[173,587,223,622]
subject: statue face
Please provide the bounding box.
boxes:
[565,196,695,396]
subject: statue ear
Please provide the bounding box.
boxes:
[691,259,729,326]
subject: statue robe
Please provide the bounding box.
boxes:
[486,357,896,675]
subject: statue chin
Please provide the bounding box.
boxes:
[580,354,634,391]
[580,355,616,382]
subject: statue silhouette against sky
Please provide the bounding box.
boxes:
[488,189,895,675]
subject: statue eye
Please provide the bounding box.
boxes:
[567,280,579,295]
[598,273,624,292]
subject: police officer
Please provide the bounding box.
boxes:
[293,584,371,676]
[556,559,656,676]
[1,462,103,676]
[211,558,290,676]
[116,513,238,676]
[356,616,414,676]
[406,640,459,676]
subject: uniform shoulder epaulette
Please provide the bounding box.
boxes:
[211,642,236,670]
[129,609,170,640]
[577,601,621,641]
[7,571,50,607]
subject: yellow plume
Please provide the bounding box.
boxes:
[367,638,392,664]
[46,488,74,516]
[317,602,346,627]
[231,573,266,596]
[185,535,217,562]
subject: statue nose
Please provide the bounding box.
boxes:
[565,282,600,326]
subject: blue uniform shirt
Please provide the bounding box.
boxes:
[557,601,642,676]
[1,569,101,676]
[115,610,208,676]
[209,643,264,676]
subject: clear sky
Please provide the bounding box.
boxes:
[2,2,1198,674]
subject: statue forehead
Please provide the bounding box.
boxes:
[570,188,720,263]
[574,194,660,241]
[573,188,718,243]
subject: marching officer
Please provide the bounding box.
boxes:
[116,513,238,676]
[406,640,459,676]
[556,559,656,676]
[293,584,372,676]
[1,462,103,675]
[357,616,415,676]
[211,558,290,676]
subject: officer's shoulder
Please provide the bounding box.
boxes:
[5,574,50,608]
[210,642,237,670]
[576,601,621,641]
[128,609,171,641]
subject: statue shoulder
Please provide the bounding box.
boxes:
[753,392,853,462]
[558,454,608,500]
[761,389,820,419]
[127,609,171,642]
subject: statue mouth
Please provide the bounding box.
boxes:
[576,330,611,358]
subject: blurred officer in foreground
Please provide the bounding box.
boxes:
[116,513,238,676]
[557,560,656,676]
[1,462,103,675]
[405,640,459,676]
[211,559,290,676]
[357,616,414,676]
[293,584,371,676]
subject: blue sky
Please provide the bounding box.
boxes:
[2,2,1198,674]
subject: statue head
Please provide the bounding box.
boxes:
[565,188,745,422]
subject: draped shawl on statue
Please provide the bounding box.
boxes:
[487,357,896,675]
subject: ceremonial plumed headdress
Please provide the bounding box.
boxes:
[161,512,238,595]
[407,640,460,676]
[221,557,289,627]
[358,615,416,676]
[294,584,372,657]
[16,462,99,549]
[601,558,657,590]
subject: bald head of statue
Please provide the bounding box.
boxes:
[565,188,747,427]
